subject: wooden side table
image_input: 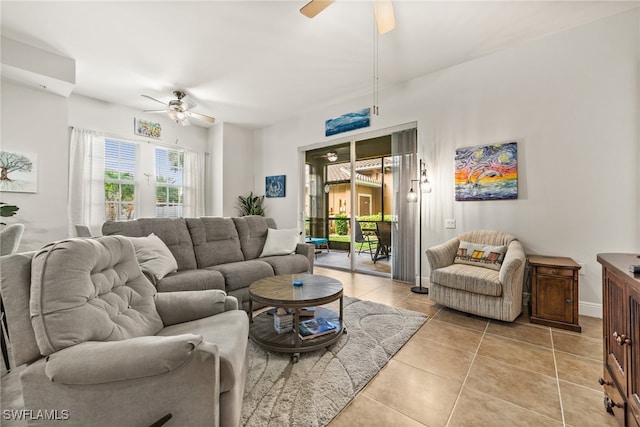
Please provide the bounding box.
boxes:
[528,255,581,332]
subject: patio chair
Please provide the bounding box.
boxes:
[348,221,376,259]
[373,221,391,263]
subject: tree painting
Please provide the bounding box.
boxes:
[0,151,37,193]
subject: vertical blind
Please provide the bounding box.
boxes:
[391,128,417,283]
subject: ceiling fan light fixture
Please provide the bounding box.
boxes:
[168,109,187,123]
[142,90,216,125]
[327,150,338,162]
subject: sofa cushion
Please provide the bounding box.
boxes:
[157,310,249,393]
[102,218,197,271]
[30,236,163,355]
[233,216,277,260]
[454,241,506,271]
[128,233,179,280]
[260,254,310,275]
[156,269,226,293]
[260,228,300,257]
[431,263,503,297]
[207,260,274,292]
[186,218,245,268]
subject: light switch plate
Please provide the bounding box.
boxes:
[445,219,456,229]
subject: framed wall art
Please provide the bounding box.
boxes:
[325,108,371,137]
[134,118,162,139]
[0,150,38,193]
[265,175,286,198]
[455,142,518,201]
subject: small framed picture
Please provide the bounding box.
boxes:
[0,150,38,193]
[134,118,162,139]
[265,175,286,198]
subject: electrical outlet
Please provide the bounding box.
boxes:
[445,219,456,229]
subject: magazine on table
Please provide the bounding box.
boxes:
[298,317,339,340]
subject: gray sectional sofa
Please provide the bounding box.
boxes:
[102,216,314,310]
[1,236,249,426]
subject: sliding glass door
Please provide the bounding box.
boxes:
[303,128,417,281]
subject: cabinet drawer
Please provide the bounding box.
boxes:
[537,266,574,277]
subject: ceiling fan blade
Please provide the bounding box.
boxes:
[300,0,334,18]
[141,94,168,106]
[186,111,216,124]
[143,109,168,113]
[374,0,396,34]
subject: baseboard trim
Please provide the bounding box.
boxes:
[429,280,602,319]
[579,301,602,319]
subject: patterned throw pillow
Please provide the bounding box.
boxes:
[454,241,507,271]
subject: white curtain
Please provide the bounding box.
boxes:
[183,149,205,217]
[67,127,105,237]
[391,128,418,283]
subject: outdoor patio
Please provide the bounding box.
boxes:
[313,249,391,276]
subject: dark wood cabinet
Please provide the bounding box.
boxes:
[529,255,581,332]
[598,253,640,427]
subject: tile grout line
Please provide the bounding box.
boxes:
[550,329,568,427]
[443,319,490,427]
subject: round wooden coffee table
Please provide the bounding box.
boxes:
[248,273,344,363]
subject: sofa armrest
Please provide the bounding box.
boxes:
[425,237,460,271]
[44,334,216,385]
[499,240,526,301]
[155,290,237,326]
[296,242,315,273]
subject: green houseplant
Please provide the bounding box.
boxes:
[237,192,265,216]
[0,202,19,225]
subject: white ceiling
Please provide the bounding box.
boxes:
[2,1,638,129]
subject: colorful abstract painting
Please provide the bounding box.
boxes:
[134,118,162,139]
[455,142,518,201]
[325,108,371,137]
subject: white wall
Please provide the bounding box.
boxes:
[210,122,255,217]
[69,94,208,153]
[0,86,210,251]
[253,9,640,315]
[1,80,69,251]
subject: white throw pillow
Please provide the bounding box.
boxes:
[128,233,178,280]
[260,228,300,257]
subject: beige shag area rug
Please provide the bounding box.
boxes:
[241,296,427,427]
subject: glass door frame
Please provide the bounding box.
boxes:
[298,122,418,276]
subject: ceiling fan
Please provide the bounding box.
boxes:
[141,90,215,126]
[300,0,396,34]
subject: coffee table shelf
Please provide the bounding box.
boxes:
[248,274,344,363]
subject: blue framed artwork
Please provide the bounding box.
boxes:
[265,175,286,198]
[325,108,371,137]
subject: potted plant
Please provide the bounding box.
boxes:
[237,192,265,216]
[0,202,19,225]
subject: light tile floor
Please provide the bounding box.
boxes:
[0,267,615,427]
[318,267,616,427]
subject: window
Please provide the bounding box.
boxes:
[155,148,184,218]
[104,139,136,220]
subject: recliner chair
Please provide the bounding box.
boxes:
[0,236,249,426]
